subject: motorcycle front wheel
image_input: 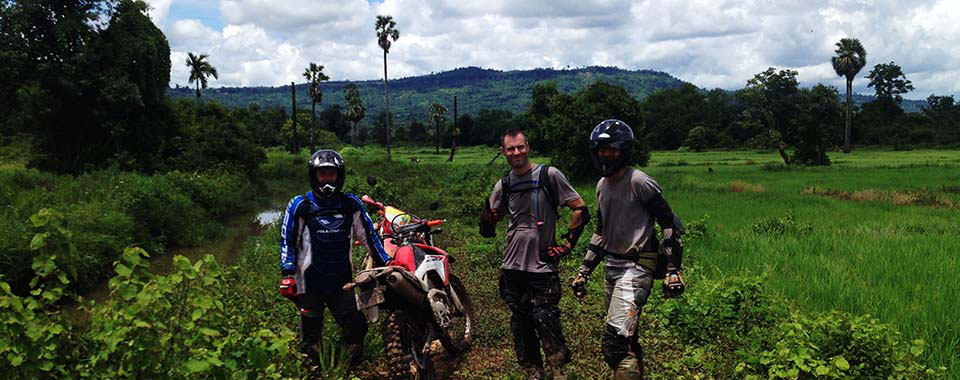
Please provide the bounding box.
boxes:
[436,274,476,355]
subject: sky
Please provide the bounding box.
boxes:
[146,0,960,100]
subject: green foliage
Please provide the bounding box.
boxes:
[18,0,182,173]
[643,83,708,150]
[650,276,945,379]
[867,62,914,105]
[532,81,649,181]
[752,212,813,235]
[685,126,712,152]
[791,84,842,166]
[656,276,785,347]
[186,52,218,98]
[167,66,685,130]
[79,249,295,379]
[0,168,260,293]
[2,211,299,378]
[0,209,78,379]
[831,38,868,83]
[737,312,945,379]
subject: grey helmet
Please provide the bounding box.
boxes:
[308,150,345,198]
[589,119,635,177]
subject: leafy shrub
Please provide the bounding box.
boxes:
[655,276,784,346]
[0,168,259,293]
[684,214,709,241]
[752,213,813,235]
[0,209,78,379]
[79,249,297,379]
[737,312,946,379]
[685,126,711,152]
[2,212,301,379]
[650,275,945,379]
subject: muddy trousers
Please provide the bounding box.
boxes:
[297,289,368,366]
[499,269,571,369]
[601,264,654,373]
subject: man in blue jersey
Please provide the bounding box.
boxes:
[278,149,391,370]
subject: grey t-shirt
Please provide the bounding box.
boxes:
[489,164,581,273]
[588,167,663,269]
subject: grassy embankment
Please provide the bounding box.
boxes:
[0,144,302,294]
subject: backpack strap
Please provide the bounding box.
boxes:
[500,171,511,213]
[501,165,560,215]
[538,165,559,210]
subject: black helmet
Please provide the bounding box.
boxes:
[589,119,634,177]
[308,150,345,198]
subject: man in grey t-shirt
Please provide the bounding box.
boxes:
[571,120,685,379]
[479,128,589,380]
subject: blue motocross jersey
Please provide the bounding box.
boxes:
[280,191,389,294]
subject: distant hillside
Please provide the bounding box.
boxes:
[168,66,685,122]
[851,93,926,113]
[168,66,928,123]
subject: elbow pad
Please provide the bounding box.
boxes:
[659,222,684,274]
[561,206,591,247]
[578,244,605,278]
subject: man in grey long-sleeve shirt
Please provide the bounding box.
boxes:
[571,119,685,379]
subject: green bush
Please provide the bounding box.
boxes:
[737,312,945,379]
[0,168,259,293]
[650,275,945,379]
[1,212,301,379]
[752,213,813,235]
[656,276,784,346]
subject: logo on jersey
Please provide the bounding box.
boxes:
[316,214,345,230]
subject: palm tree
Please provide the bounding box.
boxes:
[186,52,218,105]
[428,103,447,154]
[375,15,400,160]
[302,62,330,153]
[344,83,365,144]
[831,38,867,153]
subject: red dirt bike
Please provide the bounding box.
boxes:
[344,191,476,380]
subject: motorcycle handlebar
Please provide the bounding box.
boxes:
[426,219,444,227]
[361,195,385,210]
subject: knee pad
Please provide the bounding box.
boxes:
[613,356,643,380]
[300,307,323,319]
[531,305,560,324]
[602,324,630,369]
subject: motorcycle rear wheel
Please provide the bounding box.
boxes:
[383,310,433,380]
[436,274,476,355]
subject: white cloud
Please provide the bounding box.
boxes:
[159,0,960,99]
[144,0,172,24]
[170,19,221,47]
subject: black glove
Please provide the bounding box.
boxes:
[479,200,499,238]
[571,275,588,299]
[662,270,685,298]
[480,207,500,224]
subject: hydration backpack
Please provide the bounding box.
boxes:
[500,165,559,215]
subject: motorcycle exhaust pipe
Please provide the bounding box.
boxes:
[383,270,427,308]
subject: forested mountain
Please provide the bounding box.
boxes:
[168,66,685,122]
[168,66,926,121]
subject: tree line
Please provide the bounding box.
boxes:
[3,0,957,176]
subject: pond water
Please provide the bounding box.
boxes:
[255,208,284,226]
